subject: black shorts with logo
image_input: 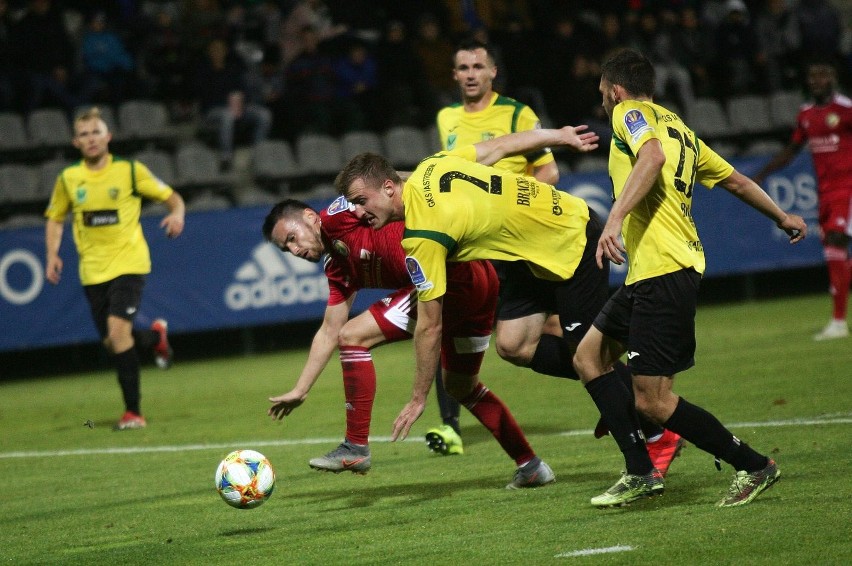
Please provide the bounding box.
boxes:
[593,268,701,376]
[496,210,609,349]
[84,274,146,339]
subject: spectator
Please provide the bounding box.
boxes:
[333,39,379,132]
[283,25,337,137]
[797,0,842,61]
[672,7,714,98]
[193,38,272,169]
[138,6,193,118]
[245,44,288,138]
[78,11,135,107]
[11,0,80,113]
[280,0,347,65]
[754,0,802,94]
[0,0,15,111]
[375,19,431,128]
[180,0,227,57]
[412,13,457,111]
[712,0,760,98]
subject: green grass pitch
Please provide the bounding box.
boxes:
[1,294,850,565]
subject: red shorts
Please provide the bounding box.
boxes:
[368,261,498,375]
[818,191,852,238]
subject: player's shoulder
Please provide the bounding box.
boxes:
[832,93,852,109]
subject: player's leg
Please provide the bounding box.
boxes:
[95,275,148,430]
[311,289,412,474]
[815,223,851,340]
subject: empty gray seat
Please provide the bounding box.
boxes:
[252,139,302,182]
[118,99,175,142]
[134,149,177,186]
[685,98,730,139]
[296,133,343,176]
[727,95,773,135]
[383,126,431,169]
[174,143,228,187]
[340,130,383,161]
[741,139,785,157]
[769,90,804,130]
[0,112,31,152]
[0,164,40,204]
[27,108,71,149]
[37,158,71,199]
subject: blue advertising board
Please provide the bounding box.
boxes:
[0,153,823,353]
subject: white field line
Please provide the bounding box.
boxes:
[555,545,635,558]
[1,415,850,460]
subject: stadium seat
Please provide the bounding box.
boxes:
[572,156,609,173]
[685,98,730,140]
[726,95,774,135]
[383,126,431,169]
[235,187,279,207]
[424,124,442,154]
[118,99,176,146]
[0,164,41,205]
[769,90,804,130]
[340,130,383,161]
[184,189,232,211]
[133,149,177,187]
[708,141,740,159]
[296,133,343,176]
[26,108,72,151]
[37,158,71,200]
[0,112,32,154]
[740,139,785,157]
[174,142,235,192]
[251,139,303,190]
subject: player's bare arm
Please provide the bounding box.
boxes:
[44,219,65,285]
[391,297,443,441]
[160,192,186,238]
[475,125,599,166]
[597,139,666,267]
[751,141,804,186]
[718,170,807,243]
[268,297,354,419]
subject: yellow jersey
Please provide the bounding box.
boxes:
[44,155,174,285]
[608,100,734,284]
[401,145,589,301]
[437,92,555,175]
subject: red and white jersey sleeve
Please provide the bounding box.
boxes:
[320,196,413,306]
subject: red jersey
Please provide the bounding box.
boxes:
[792,93,852,197]
[320,196,412,306]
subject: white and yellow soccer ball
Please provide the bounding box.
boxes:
[214,449,275,509]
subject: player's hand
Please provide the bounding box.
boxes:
[160,213,185,238]
[268,391,306,420]
[596,222,626,268]
[45,255,63,285]
[391,399,426,441]
[778,214,807,243]
[558,124,600,153]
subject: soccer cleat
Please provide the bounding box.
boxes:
[309,440,371,474]
[813,319,849,341]
[113,411,147,431]
[716,459,780,507]
[591,469,664,507]
[151,318,173,369]
[425,424,464,455]
[646,429,685,477]
[505,458,556,490]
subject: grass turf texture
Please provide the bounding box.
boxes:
[1,294,850,565]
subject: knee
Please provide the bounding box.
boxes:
[337,324,368,349]
[572,350,599,383]
[495,339,533,366]
[633,391,671,424]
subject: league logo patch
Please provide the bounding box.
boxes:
[826,112,840,128]
[75,186,87,204]
[447,133,457,150]
[109,187,119,200]
[405,256,433,291]
[624,109,652,142]
[326,195,353,215]
[332,239,349,256]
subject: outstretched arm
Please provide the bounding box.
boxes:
[474,125,599,167]
[718,170,807,243]
[268,296,354,419]
[751,141,803,185]
[391,297,443,441]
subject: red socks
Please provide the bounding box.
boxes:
[461,382,535,466]
[339,346,376,445]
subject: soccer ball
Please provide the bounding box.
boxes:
[214,449,276,509]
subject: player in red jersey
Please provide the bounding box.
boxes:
[260,198,555,488]
[754,61,852,340]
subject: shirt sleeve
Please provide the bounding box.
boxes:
[695,139,735,189]
[401,236,448,302]
[133,161,174,202]
[44,175,70,221]
[612,102,659,155]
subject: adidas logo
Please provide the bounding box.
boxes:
[224,243,329,310]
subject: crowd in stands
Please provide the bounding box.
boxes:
[0,0,849,218]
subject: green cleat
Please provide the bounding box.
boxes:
[592,469,665,507]
[717,459,780,507]
[425,424,464,455]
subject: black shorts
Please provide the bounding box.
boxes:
[497,210,609,348]
[593,268,701,376]
[84,274,146,339]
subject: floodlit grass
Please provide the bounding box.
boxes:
[1,294,850,565]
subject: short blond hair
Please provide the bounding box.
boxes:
[74,106,108,128]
